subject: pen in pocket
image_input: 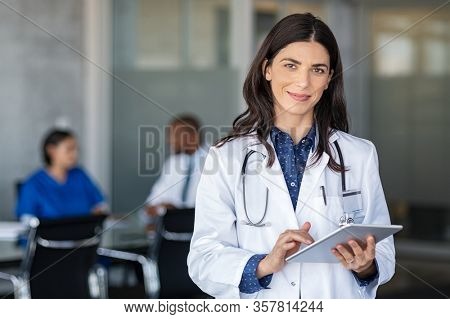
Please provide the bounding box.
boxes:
[320,186,327,206]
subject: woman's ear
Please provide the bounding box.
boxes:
[262,59,272,81]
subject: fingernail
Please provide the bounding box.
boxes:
[306,240,312,244]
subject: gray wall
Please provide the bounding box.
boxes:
[0,0,86,220]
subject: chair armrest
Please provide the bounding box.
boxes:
[0,271,19,286]
[97,247,143,262]
[96,248,159,298]
[0,271,30,298]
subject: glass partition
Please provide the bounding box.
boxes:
[112,0,237,212]
[369,6,450,243]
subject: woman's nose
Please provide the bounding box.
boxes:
[295,69,310,89]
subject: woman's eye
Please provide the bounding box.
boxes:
[313,67,325,74]
[284,63,296,69]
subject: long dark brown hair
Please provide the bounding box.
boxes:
[216,13,348,172]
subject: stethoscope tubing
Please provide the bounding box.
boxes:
[241,141,346,227]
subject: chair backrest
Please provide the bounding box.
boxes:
[163,208,196,233]
[157,208,206,298]
[25,214,106,298]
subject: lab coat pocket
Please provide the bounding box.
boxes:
[306,195,343,239]
[342,190,365,224]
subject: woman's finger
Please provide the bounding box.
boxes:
[348,240,364,258]
[365,236,376,259]
[331,249,348,266]
[335,244,355,264]
[279,231,313,245]
[288,230,314,243]
[281,242,297,251]
[300,222,311,232]
[280,228,314,243]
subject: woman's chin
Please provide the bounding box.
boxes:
[277,104,314,117]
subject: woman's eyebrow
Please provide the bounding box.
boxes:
[312,63,329,70]
[280,58,329,70]
[280,58,301,64]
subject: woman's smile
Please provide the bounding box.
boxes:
[287,91,311,102]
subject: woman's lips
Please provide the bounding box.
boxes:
[288,92,311,102]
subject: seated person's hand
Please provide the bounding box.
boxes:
[91,204,108,216]
[145,203,177,217]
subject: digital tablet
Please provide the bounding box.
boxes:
[285,224,403,264]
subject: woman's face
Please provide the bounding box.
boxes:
[47,137,79,169]
[264,41,333,123]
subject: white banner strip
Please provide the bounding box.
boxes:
[0,299,447,319]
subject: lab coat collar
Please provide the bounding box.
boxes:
[246,126,339,156]
[245,127,340,218]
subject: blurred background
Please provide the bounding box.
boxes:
[0,0,449,298]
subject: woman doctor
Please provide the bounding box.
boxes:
[188,13,395,299]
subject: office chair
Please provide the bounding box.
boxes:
[0,214,108,299]
[153,208,208,298]
[96,247,159,299]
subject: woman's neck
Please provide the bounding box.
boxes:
[274,113,314,144]
[47,165,68,183]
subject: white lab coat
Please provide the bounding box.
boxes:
[145,147,208,209]
[188,129,395,299]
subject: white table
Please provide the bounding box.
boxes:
[0,222,27,241]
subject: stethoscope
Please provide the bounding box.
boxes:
[241,150,270,227]
[241,141,347,227]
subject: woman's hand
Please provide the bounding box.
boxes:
[256,222,314,278]
[331,235,377,278]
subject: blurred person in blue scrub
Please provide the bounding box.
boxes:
[16,129,107,222]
